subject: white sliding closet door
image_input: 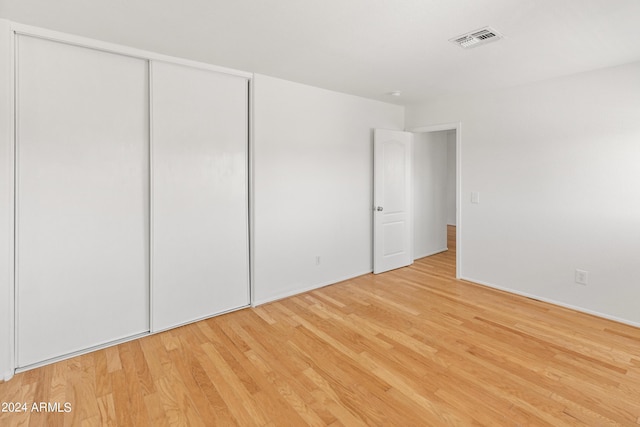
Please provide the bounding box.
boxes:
[151,61,249,331]
[16,36,150,367]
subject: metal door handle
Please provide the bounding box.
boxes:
[376,206,383,212]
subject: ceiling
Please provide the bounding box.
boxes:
[2,0,640,105]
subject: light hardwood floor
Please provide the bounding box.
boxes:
[2,226,640,426]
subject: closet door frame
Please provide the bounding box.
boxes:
[0,19,16,381]
[0,20,253,378]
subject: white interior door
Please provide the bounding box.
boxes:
[16,35,150,367]
[151,61,250,332]
[373,129,413,274]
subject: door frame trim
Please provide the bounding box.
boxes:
[408,122,462,279]
[0,18,16,382]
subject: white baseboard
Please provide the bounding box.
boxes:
[414,247,448,260]
[2,370,14,382]
[460,276,640,329]
[252,269,372,307]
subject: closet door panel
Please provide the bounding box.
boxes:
[152,62,249,331]
[16,36,149,367]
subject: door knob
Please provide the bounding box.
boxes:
[376,206,383,212]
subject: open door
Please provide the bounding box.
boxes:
[373,129,413,274]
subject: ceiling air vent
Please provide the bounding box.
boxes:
[450,27,503,49]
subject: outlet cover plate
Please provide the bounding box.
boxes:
[575,269,588,285]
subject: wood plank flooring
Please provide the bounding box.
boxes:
[2,226,640,426]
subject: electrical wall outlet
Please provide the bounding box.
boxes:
[471,191,480,204]
[575,269,588,285]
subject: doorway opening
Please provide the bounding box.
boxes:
[410,124,461,279]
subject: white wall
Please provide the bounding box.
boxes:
[0,19,13,380]
[413,131,448,259]
[406,61,640,326]
[252,74,404,304]
[446,130,456,226]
